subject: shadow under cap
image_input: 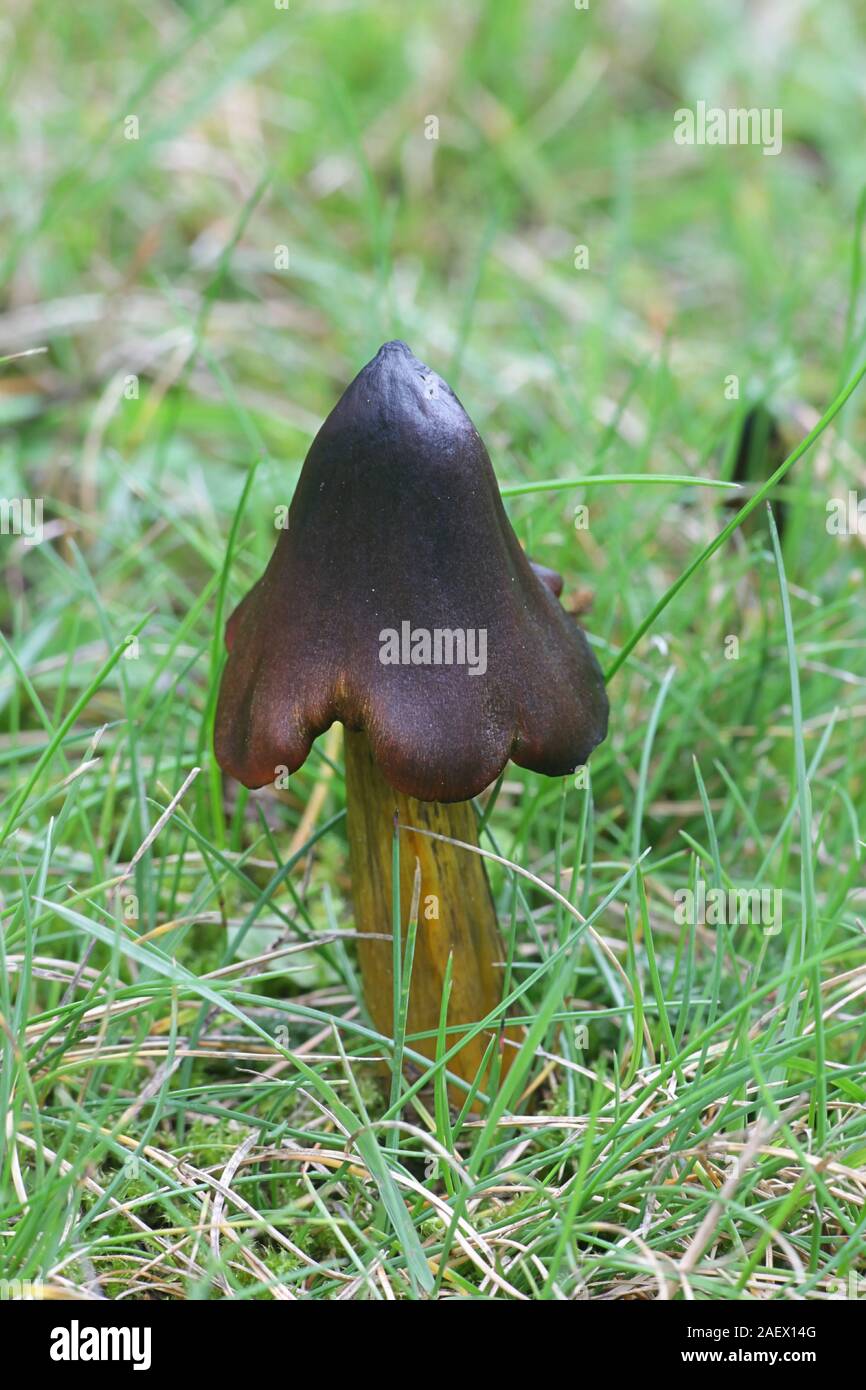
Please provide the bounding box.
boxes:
[214,340,609,802]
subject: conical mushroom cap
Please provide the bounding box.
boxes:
[215,341,608,802]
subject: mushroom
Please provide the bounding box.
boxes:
[214,341,609,1095]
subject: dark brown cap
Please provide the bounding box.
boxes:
[214,341,608,802]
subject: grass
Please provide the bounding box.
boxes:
[1,0,866,1301]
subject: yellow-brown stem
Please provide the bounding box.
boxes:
[344,728,516,1098]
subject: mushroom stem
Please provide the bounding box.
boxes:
[344,728,515,1096]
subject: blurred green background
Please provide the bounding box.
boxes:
[3,0,866,675]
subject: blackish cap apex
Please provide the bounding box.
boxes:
[214,343,609,801]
